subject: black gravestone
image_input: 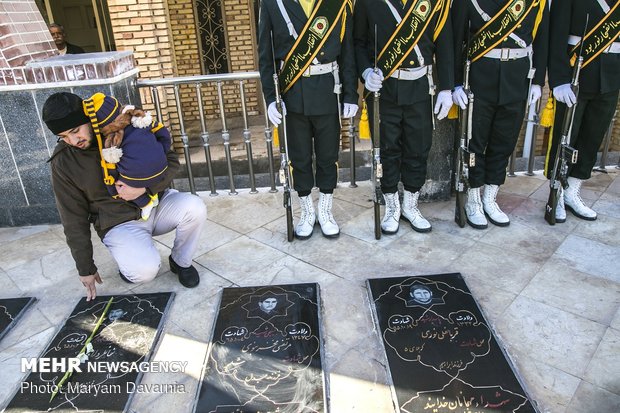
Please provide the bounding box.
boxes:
[367,273,537,413]
[0,297,36,342]
[194,283,326,413]
[5,292,174,413]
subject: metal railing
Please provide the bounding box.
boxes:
[135,72,357,195]
[136,72,274,195]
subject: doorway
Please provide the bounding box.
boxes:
[38,0,116,52]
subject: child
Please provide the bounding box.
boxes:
[83,92,171,220]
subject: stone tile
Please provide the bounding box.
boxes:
[593,192,620,220]
[203,189,284,234]
[583,327,620,395]
[509,197,580,233]
[572,213,620,247]
[612,309,620,331]
[451,244,543,295]
[256,255,341,287]
[478,220,567,264]
[501,174,546,196]
[605,174,620,195]
[340,207,410,245]
[154,219,241,259]
[455,272,517,321]
[329,347,394,413]
[583,172,614,192]
[0,306,52,353]
[0,268,22,297]
[0,228,66,272]
[387,230,475,270]
[127,321,209,413]
[334,181,377,209]
[193,236,287,284]
[496,296,607,377]
[496,191,528,213]
[565,380,620,413]
[0,224,51,245]
[0,326,57,407]
[508,349,580,413]
[522,259,620,325]
[130,267,231,343]
[554,235,619,283]
[321,277,377,363]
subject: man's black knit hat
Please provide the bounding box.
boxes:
[42,92,90,135]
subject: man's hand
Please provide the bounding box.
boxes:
[452,86,468,109]
[362,68,384,92]
[115,180,147,201]
[553,83,577,107]
[268,101,286,126]
[81,272,103,301]
[343,103,359,119]
[434,90,453,120]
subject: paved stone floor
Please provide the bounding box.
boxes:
[0,170,619,413]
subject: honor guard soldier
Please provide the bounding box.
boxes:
[546,0,620,222]
[354,0,454,234]
[452,0,549,228]
[258,0,358,239]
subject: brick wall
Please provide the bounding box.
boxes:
[0,0,57,85]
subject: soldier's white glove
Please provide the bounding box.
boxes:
[529,85,542,105]
[268,101,286,126]
[553,83,577,107]
[343,103,359,119]
[363,68,384,92]
[434,90,453,120]
[452,86,468,109]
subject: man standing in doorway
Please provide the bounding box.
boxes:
[49,23,85,54]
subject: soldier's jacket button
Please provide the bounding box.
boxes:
[409,60,415,65]
[320,51,325,56]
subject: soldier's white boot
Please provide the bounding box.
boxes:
[465,187,488,229]
[564,177,597,220]
[317,192,340,238]
[295,195,315,239]
[381,192,400,234]
[401,190,431,232]
[556,186,566,223]
[482,184,510,226]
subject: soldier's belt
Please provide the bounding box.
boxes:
[483,45,532,61]
[389,66,429,80]
[301,61,338,77]
[568,35,620,54]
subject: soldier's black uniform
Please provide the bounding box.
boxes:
[258,0,358,196]
[452,0,549,188]
[353,0,454,195]
[547,0,620,180]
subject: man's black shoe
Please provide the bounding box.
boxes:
[168,256,200,288]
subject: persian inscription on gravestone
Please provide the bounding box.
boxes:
[5,293,174,413]
[367,273,537,413]
[0,297,36,342]
[194,283,326,413]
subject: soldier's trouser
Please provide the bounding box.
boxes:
[103,189,207,283]
[547,89,619,180]
[286,112,340,197]
[469,98,526,188]
[367,97,432,194]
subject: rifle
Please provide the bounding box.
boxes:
[454,59,475,227]
[545,56,582,225]
[371,25,382,240]
[271,34,294,241]
[545,17,588,225]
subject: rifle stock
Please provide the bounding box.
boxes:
[454,60,474,227]
[271,33,294,241]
